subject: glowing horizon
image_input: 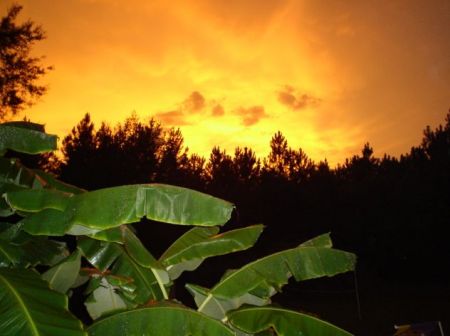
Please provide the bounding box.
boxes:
[1,0,449,165]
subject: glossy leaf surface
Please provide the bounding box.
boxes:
[228,306,353,336]
[198,243,356,318]
[6,184,234,232]
[0,268,86,336]
[161,225,264,279]
[87,303,234,336]
[0,124,57,154]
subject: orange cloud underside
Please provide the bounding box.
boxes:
[2,0,449,165]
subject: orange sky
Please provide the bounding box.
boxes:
[2,0,449,165]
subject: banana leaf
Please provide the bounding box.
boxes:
[6,184,234,233]
[87,303,234,336]
[79,237,167,303]
[78,238,122,271]
[228,306,353,336]
[42,250,81,293]
[186,283,270,321]
[161,225,264,280]
[0,225,68,267]
[33,170,85,194]
[299,233,333,248]
[4,189,73,212]
[0,157,45,189]
[0,268,86,336]
[196,240,356,319]
[0,124,57,155]
[122,226,169,299]
[20,208,73,235]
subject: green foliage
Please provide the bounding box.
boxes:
[0,122,357,335]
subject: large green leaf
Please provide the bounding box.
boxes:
[6,184,234,233]
[42,250,81,293]
[228,306,353,336]
[0,268,86,336]
[0,239,25,267]
[161,225,264,280]
[87,303,234,336]
[0,124,57,155]
[196,241,356,319]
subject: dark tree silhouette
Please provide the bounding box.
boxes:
[0,5,52,119]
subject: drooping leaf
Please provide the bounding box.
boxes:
[197,242,356,319]
[161,225,264,280]
[85,278,128,320]
[87,303,234,336]
[42,250,81,293]
[0,124,57,155]
[5,184,234,233]
[228,306,353,336]
[0,268,86,336]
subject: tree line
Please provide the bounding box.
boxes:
[15,110,450,282]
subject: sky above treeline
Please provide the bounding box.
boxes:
[2,0,449,165]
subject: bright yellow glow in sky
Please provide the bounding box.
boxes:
[2,0,449,165]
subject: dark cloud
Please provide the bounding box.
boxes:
[154,110,190,126]
[211,104,225,117]
[182,91,205,113]
[277,85,320,110]
[235,105,268,126]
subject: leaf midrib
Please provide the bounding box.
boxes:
[0,273,40,336]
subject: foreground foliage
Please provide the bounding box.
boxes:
[0,121,356,335]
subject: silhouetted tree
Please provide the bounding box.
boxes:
[59,113,96,189]
[157,128,188,184]
[0,5,52,119]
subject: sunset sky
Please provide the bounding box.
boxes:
[2,0,449,165]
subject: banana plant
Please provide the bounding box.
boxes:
[0,122,357,335]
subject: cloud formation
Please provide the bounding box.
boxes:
[182,91,205,113]
[211,104,225,117]
[153,110,190,126]
[235,105,268,126]
[277,85,320,111]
